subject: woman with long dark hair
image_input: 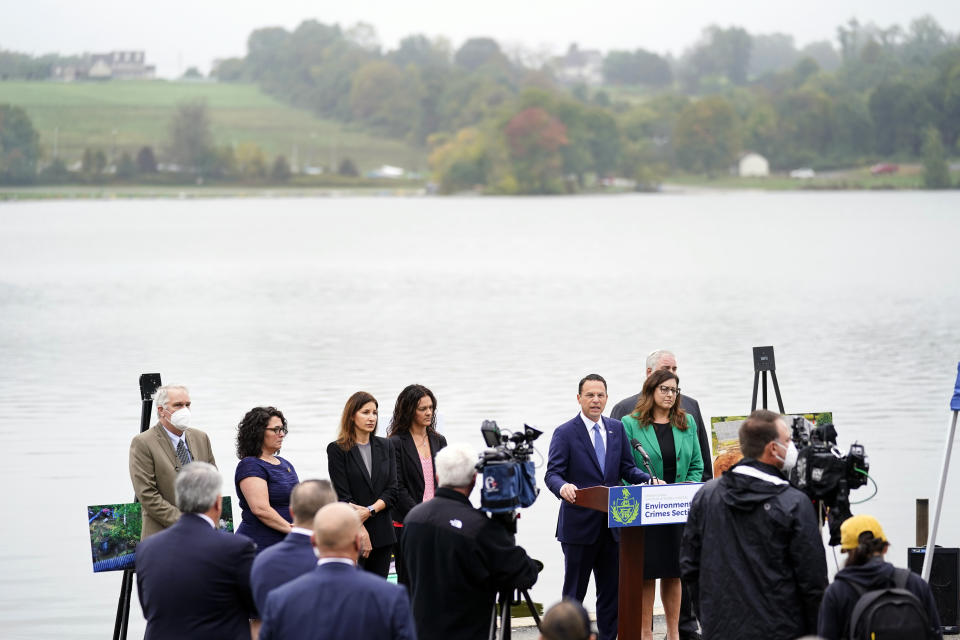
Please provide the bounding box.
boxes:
[234,406,299,552]
[387,384,447,524]
[621,369,703,640]
[326,391,398,577]
[818,514,942,640]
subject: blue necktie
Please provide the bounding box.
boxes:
[592,423,606,474]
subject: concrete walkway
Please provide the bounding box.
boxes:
[509,612,667,638]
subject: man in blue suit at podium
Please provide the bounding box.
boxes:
[545,374,656,640]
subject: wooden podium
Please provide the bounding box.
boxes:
[575,486,645,639]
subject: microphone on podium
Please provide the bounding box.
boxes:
[630,438,659,483]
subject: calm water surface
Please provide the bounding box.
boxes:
[1,192,959,638]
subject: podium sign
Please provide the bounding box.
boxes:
[608,483,704,528]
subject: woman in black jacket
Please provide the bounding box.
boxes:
[817,514,942,640]
[387,384,447,523]
[326,391,398,577]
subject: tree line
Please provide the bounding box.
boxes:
[210,15,959,192]
[1,15,958,190]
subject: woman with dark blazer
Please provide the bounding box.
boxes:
[326,391,398,578]
[387,384,447,524]
[620,369,703,640]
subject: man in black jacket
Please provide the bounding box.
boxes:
[680,409,827,640]
[401,442,540,640]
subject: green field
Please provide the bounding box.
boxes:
[0,80,427,172]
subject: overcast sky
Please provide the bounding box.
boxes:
[4,0,960,77]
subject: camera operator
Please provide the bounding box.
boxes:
[401,442,541,640]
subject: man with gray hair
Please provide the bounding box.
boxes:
[611,351,711,639]
[135,462,256,640]
[401,442,541,640]
[129,383,217,538]
[250,479,337,613]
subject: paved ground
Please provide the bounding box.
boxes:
[509,613,667,638]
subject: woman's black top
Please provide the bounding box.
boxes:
[326,436,398,548]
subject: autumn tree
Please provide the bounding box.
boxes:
[504,107,568,194]
[674,96,741,175]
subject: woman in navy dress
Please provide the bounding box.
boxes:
[234,406,299,552]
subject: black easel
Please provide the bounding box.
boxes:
[750,346,785,413]
[113,373,162,640]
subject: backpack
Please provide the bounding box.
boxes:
[845,567,938,640]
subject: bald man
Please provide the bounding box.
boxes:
[250,479,337,614]
[258,502,416,640]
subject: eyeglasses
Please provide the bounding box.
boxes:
[658,386,680,396]
[265,427,289,435]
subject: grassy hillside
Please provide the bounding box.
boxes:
[0,80,427,172]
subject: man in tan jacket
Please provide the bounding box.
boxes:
[129,384,216,538]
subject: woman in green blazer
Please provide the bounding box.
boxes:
[621,369,703,640]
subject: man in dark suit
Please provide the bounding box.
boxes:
[129,383,217,538]
[135,462,256,640]
[609,350,711,640]
[250,479,336,613]
[545,374,655,640]
[258,502,417,640]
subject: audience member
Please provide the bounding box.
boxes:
[250,479,336,613]
[540,599,597,640]
[258,502,416,640]
[135,462,256,639]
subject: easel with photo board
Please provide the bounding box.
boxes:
[113,373,161,640]
[751,345,785,413]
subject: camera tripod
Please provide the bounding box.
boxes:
[488,587,541,640]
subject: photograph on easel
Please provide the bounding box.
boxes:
[88,497,235,572]
[710,412,833,477]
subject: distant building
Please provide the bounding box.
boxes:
[368,165,405,179]
[53,51,155,81]
[738,152,770,177]
[552,44,604,86]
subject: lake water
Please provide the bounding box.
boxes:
[1,191,959,638]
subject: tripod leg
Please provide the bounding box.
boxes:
[113,568,133,640]
[769,371,785,414]
[489,599,499,640]
[762,371,768,409]
[521,588,542,629]
[751,371,760,412]
[495,590,512,640]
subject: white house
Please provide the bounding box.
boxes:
[738,152,770,177]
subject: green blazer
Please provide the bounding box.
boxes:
[621,413,703,483]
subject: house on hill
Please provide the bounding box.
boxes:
[552,44,604,86]
[738,152,770,177]
[54,51,155,81]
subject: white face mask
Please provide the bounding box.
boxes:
[166,407,192,430]
[774,440,799,473]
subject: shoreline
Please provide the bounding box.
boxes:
[1,181,952,201]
